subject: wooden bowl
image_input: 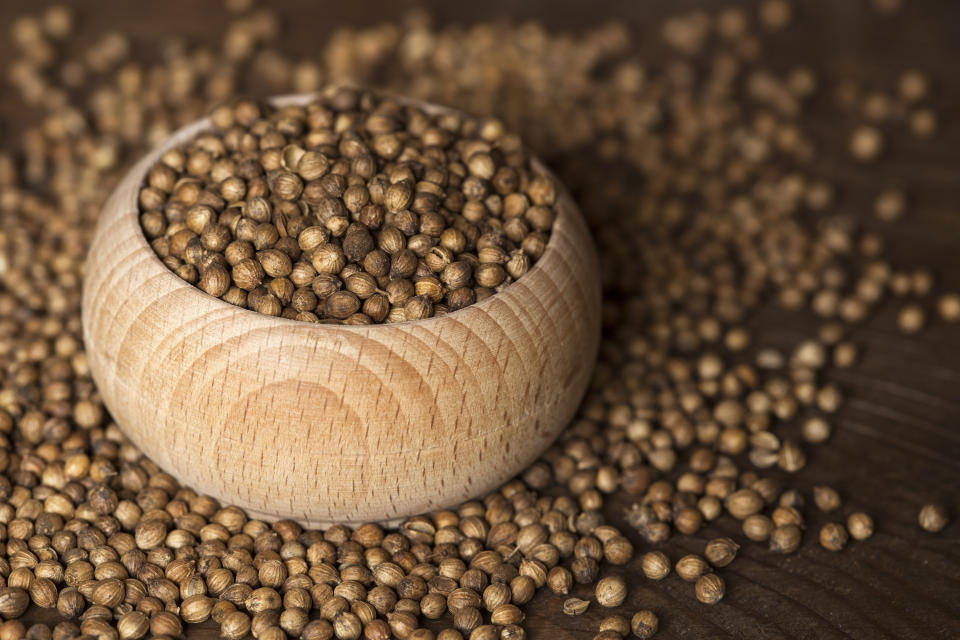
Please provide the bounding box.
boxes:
[81,94,600,526]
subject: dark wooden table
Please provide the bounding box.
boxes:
[1,1,958,638]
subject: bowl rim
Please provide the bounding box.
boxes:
[121,91,583,332]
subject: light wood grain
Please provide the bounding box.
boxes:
[80,95,601,526]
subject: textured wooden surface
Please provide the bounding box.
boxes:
[81,95,601,526]
[3,0,960,638]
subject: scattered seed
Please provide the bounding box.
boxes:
[813,486,842,512]
[694,574,725,605]
[819,523,850,551]
[802,416,833,443]
[599,616,631,637]
[743,514,775,542]
[595,576,628,608]
[849,125,884,162]
[769,525,803,554]
[898,304,926,334]
[563,598,591,616]
[847,513,875,540]
[918,504,949,533]
[675,555,711,582]
[704,538,739,568]
[640,552,671,581]
[938,293,960,322]
[630,610,659,638]
[874,189,906,222]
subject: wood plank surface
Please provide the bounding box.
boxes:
[1,1,958,638]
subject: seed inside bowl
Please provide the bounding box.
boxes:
[138,88,558,324]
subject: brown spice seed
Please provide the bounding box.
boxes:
[769,525,803,554]
[694,574,725,605]
[819,523,849,551]
[849,125,884,162]
[630,610,659,639]
[599,616,631,636]
[595,576,627,608]
[675,555,710,582]
[918,503,949,533]
[0,588,30,618]
[938,293,960,322]
[813,486,842,512]
[640,551,670,581]
[546,566,573,595]
[726,489,764,519]
[898,305,926,334]
[704,538,739,568]
[562,597,590,616]
[847,513,875,541]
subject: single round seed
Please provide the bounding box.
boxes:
[813,486,842,512]
[918,504,949,533]
[937,293,960,322]
[849,125,884,162]
[726,489,763,519]
[640,552,671,581]
[595,576,628,608]
[546,567,573,595]
[874,189,906,222]
[0,588,30,618]
[694,574,725,605]
[847,513,875,540]
[802,416,832,443]
[897,305,926,334]
[769,525,803,554]
[675,555,710,582]
[704,538,739,568]
[630,610,659,639]
[819,523,849,551]
[742,515,774,542]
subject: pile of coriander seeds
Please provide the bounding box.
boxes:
[139,92,557,324]
[0,1,956,640]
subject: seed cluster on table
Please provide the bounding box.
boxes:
[0,1,955,639]
[138,91,558,324]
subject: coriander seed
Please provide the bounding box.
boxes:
[769,525,803,554]
[599,616,631,636]
[694,574,725,605]
[563,598,590,616]
[918,503,949,533]
[938,293,960,322]
[726,489,764,519]
[743,514,774,541]
[897,305,926,334]
[819,523,849,551]
[546,567,574,595]
[630,610,659,639]
[0,589,30,618]
[675,555,710,582]
[849,125,884,162]
[640,552,671,581]
[846,513,875,540]
[874,189,906,222]
[813,486,842,512]
[704,538,739,568]
[595,576,628,608]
